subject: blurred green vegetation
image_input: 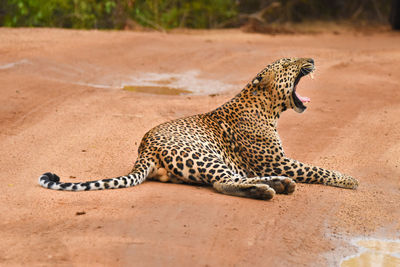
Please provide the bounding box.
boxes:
[0,0,121,28]
[0,0,237,29]
[0,0,393,29]
[239,0,391,23]
[133,0,237,29]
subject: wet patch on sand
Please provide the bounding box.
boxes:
[121,71,234,95]
[341,239,400,267]
[1,58,233,95]
[123,85,191,95]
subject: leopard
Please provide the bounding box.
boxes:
[39,57,359,200]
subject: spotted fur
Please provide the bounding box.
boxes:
[39,58,358,200]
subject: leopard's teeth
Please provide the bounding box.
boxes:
[310,72,315,80]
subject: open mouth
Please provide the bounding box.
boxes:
[292,61,314,113]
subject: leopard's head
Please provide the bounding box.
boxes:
[251,58,315,114]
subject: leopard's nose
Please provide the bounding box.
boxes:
[306,58,314,65]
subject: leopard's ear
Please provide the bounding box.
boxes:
[252,71,275,92]
[252,70,275,86]
[251,76,263,86]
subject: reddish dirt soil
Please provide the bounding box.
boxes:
[0,28,399,266]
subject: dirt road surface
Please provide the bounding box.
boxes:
[0,28,399,266]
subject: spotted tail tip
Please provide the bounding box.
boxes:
[39,172,60,187]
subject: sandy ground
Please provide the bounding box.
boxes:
[0,28,399,266]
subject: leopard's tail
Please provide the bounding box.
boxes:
[38,157,155,191]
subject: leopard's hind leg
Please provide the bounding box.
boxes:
[245,176,296,194]
[213,180,276,200]
[213,176,295,199]
[209,165,276,200]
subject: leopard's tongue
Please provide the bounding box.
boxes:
[295,91,310,103]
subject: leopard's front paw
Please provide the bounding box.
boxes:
[331,171,359,189]
[342,174,359,189]
[269,176,296,194]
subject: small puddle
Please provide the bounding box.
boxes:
[341,239,400,267]
[4,59,234,95]
[123,85,190,95]
[121,70,234,95]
